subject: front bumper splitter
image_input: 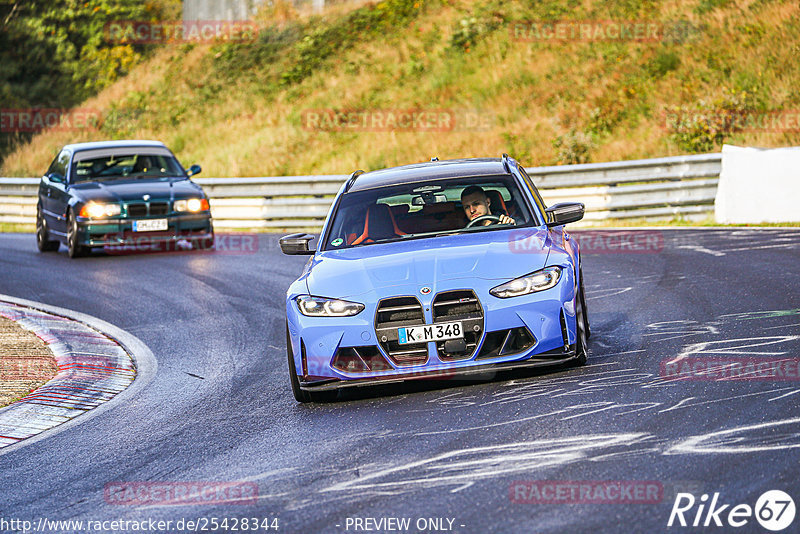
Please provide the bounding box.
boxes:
[299,345,578,392]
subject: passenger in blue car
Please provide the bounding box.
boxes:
[460,186,516,226]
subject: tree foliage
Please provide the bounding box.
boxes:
[0,0,178,158]
[2,1,162,107]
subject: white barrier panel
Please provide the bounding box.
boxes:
[716,145,800,223]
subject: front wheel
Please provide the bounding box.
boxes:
[67,210,88,258]
[36,206,60,252]
[573,279,589,366]
[287,326,312,403]
[286,325,337,403]
[579,266,591,339]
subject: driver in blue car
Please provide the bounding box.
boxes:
[461,185,516,226]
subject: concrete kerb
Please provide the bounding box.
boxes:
[0,294,157,455]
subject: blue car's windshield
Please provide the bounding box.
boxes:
[323,175,534,251]
[72,152,186,183]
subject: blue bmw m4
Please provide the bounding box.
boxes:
[280,155,590,402]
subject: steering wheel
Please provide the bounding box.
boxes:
[466,214,502,228]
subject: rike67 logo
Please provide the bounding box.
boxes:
[668,490,795,531]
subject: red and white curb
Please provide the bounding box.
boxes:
[0,297,155,451]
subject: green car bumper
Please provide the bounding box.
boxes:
[75,213,214,248]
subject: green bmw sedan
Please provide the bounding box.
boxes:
[36,140,214,258]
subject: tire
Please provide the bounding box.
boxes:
[579,266,591,339]
[205,230,214,251]
[573,278,589,366]
[286,325,338,403]
[67,210,88,258]
[287,326,312,403]
[36,205,60,252]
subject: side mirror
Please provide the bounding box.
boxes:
[545,202,585,227]
[280,233,316,255]
[47,172,66,184]
[187,164,202,177]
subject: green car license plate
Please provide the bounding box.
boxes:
[133,219,168,232]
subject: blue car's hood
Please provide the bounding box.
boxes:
[304,228,551,299]
[69,178,202,202]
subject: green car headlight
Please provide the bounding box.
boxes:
[80,202,121,219]
[489,266,562,298]
[296,295,365,317]
[174,198,210,213]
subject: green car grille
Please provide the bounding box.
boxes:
[125,201,169,217]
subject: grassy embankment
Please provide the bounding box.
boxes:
[0,316,58,409]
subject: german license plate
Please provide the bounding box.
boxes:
[133,219,168,232]
[398,322,463,345]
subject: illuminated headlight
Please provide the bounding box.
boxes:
[174,198,210,212]
[80,202,121,219]
[489,266,562,298]
[296,295,365,317]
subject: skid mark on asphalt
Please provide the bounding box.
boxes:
[389,309,800,425]
[768,389,800,401]
[719,309,800,321]
[264,310,800,505]
[585,287,632,300]
[665,417,800,455]
[663,229,800,256]
[664,335,800,366]
[335,307,800,494]
[673,244,726,256]
[643,320,720,342]
[655,387,796,412]
[312,415,800,499]
[320,434,650,494]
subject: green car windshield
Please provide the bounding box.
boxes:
[72,152,185,183]
[324,175,534,251]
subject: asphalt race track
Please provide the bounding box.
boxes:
[1,228,799,533]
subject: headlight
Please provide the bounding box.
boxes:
[174,198,210,212]
[489,266,562,298]
[296,295,365,317]
[79,202,121,219]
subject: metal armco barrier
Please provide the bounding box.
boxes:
[0,153,721,229]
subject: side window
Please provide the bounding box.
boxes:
[46,150,70,182]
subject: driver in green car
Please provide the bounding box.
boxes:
[460,185,516,226]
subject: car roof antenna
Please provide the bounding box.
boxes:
[344,169,364,192]
[501,153,512,173]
